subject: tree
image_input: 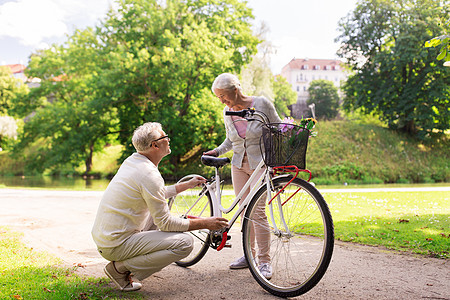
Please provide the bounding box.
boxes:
[272,75,297,117]
[0,66,29,117]
[336,0,450,138]
[307,80,340,120]
[425,13,449,64]
[17,0,259,176]
[96,0,259,176]
[17,28,118,175]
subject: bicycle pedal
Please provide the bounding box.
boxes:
[226,235,231,240]
[224,243,232,248]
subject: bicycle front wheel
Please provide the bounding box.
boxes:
[168,175,213,267]
[242,176,334,298]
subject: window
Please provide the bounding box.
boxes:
[297,86,300,92]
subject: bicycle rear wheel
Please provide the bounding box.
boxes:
[168,175,212,267]
[242,176,334,298]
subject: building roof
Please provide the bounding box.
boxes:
[3,64,26,74]
[282,58,343,71]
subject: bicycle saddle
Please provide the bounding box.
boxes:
[201,155,230,168]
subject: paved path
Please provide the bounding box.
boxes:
[1,188,449,299]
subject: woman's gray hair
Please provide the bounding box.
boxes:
[132,122,162,152]
[211,73,241,93]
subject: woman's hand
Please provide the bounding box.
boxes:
[203,150,218,157]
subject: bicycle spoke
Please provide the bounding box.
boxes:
[242,177,334,297]
[169,176,213,267]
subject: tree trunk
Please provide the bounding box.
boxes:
[84,143,94,175]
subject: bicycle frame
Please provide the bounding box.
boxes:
[206,158,269,228]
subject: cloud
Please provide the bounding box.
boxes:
[0,0,68,46]
[0,0,112,47]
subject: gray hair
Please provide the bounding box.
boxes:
[211,73,241,93]
[132,122,162,152]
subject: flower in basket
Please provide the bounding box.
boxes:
[299,117,317,137]
[279,117,295,133]
[280,117,317,137]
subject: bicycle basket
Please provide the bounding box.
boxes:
[261,123,309,168]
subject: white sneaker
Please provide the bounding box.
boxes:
[259,262,272,280]
[229,256,248,269]
[104,262,142,291]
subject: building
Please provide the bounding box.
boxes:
[3,64,27,81]
[280,58,347,118]
[2,64,41,87]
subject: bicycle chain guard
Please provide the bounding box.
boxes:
[210,230,231,251]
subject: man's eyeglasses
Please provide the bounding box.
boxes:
[153,135,169,142]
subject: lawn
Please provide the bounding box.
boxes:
[324,190,450,258]
[222,189,449,258]
[0,227,143,300]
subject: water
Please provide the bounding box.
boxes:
[0,175,448,191]
[0,175,111,190]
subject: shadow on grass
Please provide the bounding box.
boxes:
[333,213,450,258]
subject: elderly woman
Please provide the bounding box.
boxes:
[204,73,281,279]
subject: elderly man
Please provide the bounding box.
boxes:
[92,122,228,291]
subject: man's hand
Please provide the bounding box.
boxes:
[188,217,229,231]
[185,176,206,188]
[175,176,206,194]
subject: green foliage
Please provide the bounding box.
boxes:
[425,35,450,62]
[424,11,449,63]
[336,0,450,139]
[272,75,297,117]
[307,79,340,120]
[307,120,449,184]
[0,66,29,117]
[15,28,118,175]
[13,0,259,176]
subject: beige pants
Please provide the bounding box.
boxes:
[232,154,270,263]
[97,230,193,281]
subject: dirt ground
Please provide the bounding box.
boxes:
[1,188,449,300]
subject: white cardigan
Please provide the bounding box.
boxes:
[91,153,189,248]
[214,96,281,170]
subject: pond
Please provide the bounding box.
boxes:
[0,175,448,191]
[0,175,111,190]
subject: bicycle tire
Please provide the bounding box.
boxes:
[242,176,334,298]
[168,175,213,267]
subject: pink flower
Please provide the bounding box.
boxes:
[280,117,295,133]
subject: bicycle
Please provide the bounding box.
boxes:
[168,108,334,298]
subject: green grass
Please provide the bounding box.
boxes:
[325,190,450,258]
[222,189,450,258]
[307,120,449,184]
[0,227,143,300]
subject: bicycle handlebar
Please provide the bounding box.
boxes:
[225,110,247,117]
[225,108,269,124]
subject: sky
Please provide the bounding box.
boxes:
[0,0,357,74]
